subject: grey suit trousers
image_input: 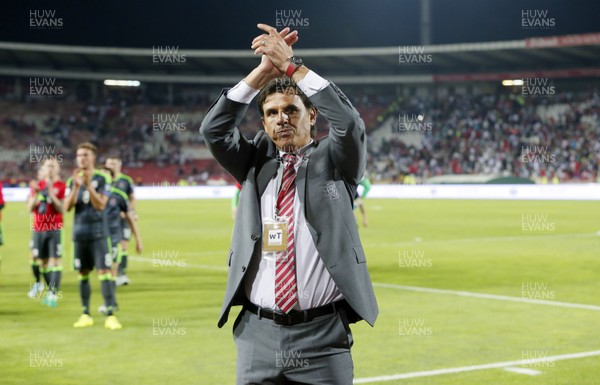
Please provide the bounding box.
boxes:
[233,307,354,385]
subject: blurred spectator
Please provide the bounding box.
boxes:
[1,80,598,185]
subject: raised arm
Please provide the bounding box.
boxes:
[46,181,64,214]
[64,172,81,212]
[254,23,366,184]
[306,81,366,185]
[201,27,299,183]
[84,171,108,211]
[200,89,257,183]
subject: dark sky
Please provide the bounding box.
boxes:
[1,0,598,49]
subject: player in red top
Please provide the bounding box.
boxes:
[27,166,48,298]
[26,159,66,306]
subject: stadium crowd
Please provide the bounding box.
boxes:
[370,90,599,183]
[1,79,598,185]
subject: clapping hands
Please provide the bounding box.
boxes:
[251,24,298,76]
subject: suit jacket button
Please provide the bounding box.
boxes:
[241,266,246,272]
[251,234,259,241]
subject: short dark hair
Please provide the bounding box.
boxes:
[77,142,98,155]
[256,77,317,138]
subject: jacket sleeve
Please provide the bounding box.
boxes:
[200,89,256,183]
[309,82,366,185]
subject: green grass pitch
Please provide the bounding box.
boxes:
[0,198,599,384]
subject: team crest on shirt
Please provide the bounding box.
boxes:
[325,181,339,200]
[91,180,98,189]
[118,181,126,189]
[109,197,117,206]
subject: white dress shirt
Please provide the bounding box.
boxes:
[227,71,344,311]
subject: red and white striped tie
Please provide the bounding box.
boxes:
[275,154,299,313]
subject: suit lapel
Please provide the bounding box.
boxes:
[253,134,279,197]
[296,145,315,216]
[296,157,308,211]
[257,158,278,198]
[257,140,316,202]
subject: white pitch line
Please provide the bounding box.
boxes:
[130,254,600,312]
[503,367,542,376]
[353,349,600,383]
[364,232,598,248]
[373,282,600,312]
[130,253,600,312]
[129,256,227,272]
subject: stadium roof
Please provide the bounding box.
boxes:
[0,32,599,84]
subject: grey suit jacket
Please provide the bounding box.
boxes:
[201,81,379,328]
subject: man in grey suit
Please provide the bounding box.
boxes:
[201,23,378,385]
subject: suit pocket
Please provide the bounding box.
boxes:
[337,308,354,349]
[353,246,366,264]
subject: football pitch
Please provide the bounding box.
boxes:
[1,198,599,385]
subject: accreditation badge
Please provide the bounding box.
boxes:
[262,217,288,252]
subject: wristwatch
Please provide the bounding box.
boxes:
[285,56,303,77]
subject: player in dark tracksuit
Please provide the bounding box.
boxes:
[105,157,136,286]
[98,172,143,314]
[65,142,122,330]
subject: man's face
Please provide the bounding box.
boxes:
[105,158,116,173]
[44,159,59,179]
[37,166,48,181]
[261,91,316,152]
[76,148,95,170]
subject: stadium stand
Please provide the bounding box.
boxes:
[370,90,599,183]
[1,82,597,185]
[0,33,599,185]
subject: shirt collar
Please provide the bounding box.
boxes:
[278,139,315,158]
